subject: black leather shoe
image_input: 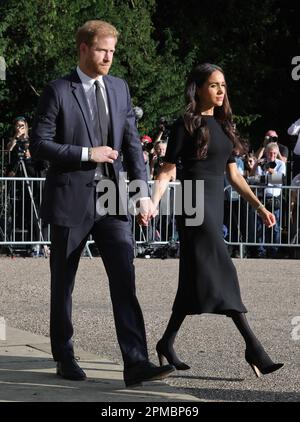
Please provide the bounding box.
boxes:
[56,358,86,381]
[123,361,175,387]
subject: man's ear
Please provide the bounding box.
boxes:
[79,42,88,56]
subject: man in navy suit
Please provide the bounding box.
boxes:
[30,20,174,387]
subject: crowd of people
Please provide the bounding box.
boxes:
[1,113,300,259]
[1,102,300,260]
[138,117,300,259]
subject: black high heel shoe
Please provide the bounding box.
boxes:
[245,346,284,377]
[156,339,190,370]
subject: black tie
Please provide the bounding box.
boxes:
[94,80,108,146]
[93,80,111,179]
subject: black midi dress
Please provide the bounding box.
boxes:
[165,116,247,315]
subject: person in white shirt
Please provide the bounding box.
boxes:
[287,117,300,177]
[255,143,286,257]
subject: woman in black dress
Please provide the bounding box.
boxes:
[151,63,283,377]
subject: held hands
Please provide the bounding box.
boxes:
[90,146,118,163]
[257,206,276,228]
[136,198,158,226]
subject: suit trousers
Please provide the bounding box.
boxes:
[49,195,148,368]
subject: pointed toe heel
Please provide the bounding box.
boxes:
[245,348,284,377]
[156,340,190,371]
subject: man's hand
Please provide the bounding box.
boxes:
[90,146,118,163]
[136,198,158,226]
[257,207,276,228]
[263,137,269,147]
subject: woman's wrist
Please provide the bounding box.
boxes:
[255,203,265,212]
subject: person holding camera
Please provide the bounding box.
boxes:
[6,116,34,177]
[287,117,300,177]
[255,130,288,164]
[150,140,168,180]
[5,116,49,256]
[255,142,286,258]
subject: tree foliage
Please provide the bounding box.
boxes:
[153,0,300,145]
[0,0,193,137]
[0,0,299,147]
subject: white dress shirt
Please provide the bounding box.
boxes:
[76,66,109,162]
[76,66,149,203]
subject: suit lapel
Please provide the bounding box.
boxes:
[70,71,96,147]
[103,76,117,148]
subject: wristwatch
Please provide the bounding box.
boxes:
[88,147,93,162]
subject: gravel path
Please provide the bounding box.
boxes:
[1,256,299,401]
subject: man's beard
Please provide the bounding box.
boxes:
[87,59,111,76]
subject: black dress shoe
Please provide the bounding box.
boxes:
[123,361,175,387]
[56,358,86,381]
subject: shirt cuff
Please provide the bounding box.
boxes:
[81,147,89,161]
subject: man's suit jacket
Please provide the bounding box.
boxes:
[30,70,148,227]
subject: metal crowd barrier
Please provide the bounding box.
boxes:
[1,176,299,258]
[0,177,180,257]
[0,177,50,257]
[224,185,300,258]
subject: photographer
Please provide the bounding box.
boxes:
[150,140,168,180]
[255,130,288,164]
[6,117,32,176]
[5,116,49,256]
[6,116,49,178]
[255,142,286,258]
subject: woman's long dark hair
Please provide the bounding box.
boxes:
[184,63,243,159]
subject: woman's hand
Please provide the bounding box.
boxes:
[257,207,276,228]
[136,198,158,226]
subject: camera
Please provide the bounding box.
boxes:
[157,117,175,140]
[15,137,30,160]
[247,173,285,185]
[264,135,278,143]
[258,159,277,172]
[156,156,165,166]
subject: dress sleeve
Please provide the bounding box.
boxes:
[164,118,185,164]
[226,153,236,164]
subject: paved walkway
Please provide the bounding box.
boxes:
[0,326,199,402]
[1,257,299,402]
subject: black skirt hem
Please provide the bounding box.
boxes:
[172,306,248,316]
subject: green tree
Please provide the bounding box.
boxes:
[0,0,193,140]
[153,0,300,146]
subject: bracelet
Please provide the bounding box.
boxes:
[256,203,264,211]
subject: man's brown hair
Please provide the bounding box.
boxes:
[76,20,119,51]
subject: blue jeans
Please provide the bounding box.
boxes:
[257,208,280,257]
